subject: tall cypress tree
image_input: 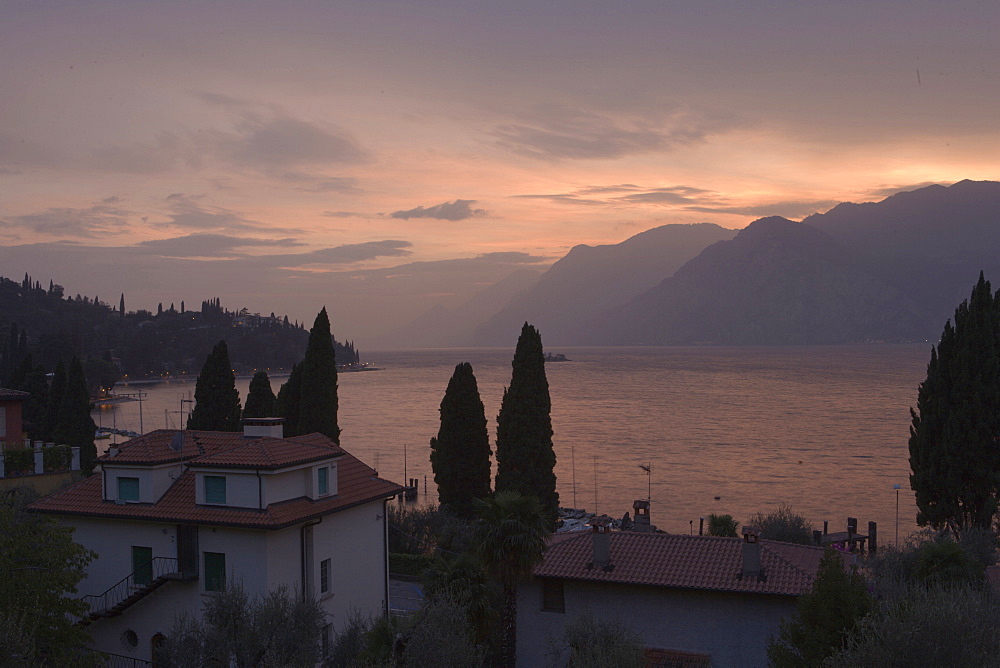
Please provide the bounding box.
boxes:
[187,341,242,432]
[495,322,558,528]
[54,357,97,472]
[275,362,303,437]
[909,272,1000,534]
[42,359,68,442]
[243,370,276,418]
[430,362,491,518]
[297,308,339,442]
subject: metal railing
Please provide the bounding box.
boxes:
[81,556,179,617]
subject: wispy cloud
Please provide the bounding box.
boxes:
[865,182,947,199]
[134,233,303,258]
[0,200,133,238]
[494,106,717,161]
[685,200,840,219]
[391,199,486,221]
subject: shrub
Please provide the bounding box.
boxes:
[707,513,739,537]
[827,586,1000,666]
[388,552,436,578]
[745,504,812,544]
[562,612,644,668]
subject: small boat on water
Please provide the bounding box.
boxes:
[544,353,570,362]
[95,430,112,440]
[337,362,384,372]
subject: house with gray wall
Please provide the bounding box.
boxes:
[518,523,831,667]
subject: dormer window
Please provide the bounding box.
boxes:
[318,467,329,496]
[204,475,227,505]
[118,477,140,502]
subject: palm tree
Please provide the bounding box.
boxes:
[474,490,549,667]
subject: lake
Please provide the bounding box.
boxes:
[96,344,931,541]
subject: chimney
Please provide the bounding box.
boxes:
[242,417,284,439]
[591,516,612,569]
[632,499,650,533]
[741,526,763,580]
[108,444,119,458]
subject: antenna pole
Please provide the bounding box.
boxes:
[593,455,598,516]
[571,445,577,509]
[648,461,652,502]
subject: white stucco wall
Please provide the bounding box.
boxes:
[70,517,179,596]
[310,500,387,633]
[516,579,798,668]
[263,467,309,505]
[193,470,261,509]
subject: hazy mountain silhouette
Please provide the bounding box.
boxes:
[587,217,924,344]
[471,223,735,346]
[586,180,1000,345]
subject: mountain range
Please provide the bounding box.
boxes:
[392,180,1000,347]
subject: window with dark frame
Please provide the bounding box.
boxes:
[541,578,565,612]
[321,558,331,593]
[204,475,227,504]
[204,551,226,592]
[318,467,329,495]
[118,477,140,502]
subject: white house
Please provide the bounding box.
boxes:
[518,522,835,667]
[30,418,403,664]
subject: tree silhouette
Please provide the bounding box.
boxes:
[187,341,242,432]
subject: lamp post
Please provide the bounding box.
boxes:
[893,484,901,544]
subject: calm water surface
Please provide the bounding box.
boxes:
[97,345,930,540]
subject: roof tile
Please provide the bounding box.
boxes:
[534,532,828,597]
[30,431,402,529]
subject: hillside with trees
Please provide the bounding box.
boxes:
[0,274,359,386]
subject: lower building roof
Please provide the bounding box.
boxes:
[534,531,832,597]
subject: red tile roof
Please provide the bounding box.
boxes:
[98,429,345,466]
[0,387,30,401]
[30,432,403,529]
[534,532,828,597]
[190,433,343,469]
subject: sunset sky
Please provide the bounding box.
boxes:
[2,1,998,342]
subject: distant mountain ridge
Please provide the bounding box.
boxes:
[588,180,1000,345]
[471,223,736,346]
[397,180,1000,347]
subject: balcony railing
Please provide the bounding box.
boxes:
[81,556,180,619]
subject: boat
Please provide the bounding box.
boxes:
[336,362,384,372]
[544,353,570,362]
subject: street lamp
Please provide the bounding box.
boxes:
[893,484,901,544]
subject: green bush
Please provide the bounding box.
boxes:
[745,504,812,544]
[562,612,644,668]
[389,552,436,578]
[707,513,739,537]
[3,449,33,475]
[43,446,72,472]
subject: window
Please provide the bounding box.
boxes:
[132,546,153,586]
[321,624,331,656]
[204,475,226,504]
[320,558,331,594]
[204,552,226,592]
[541,578,565,612]
[318,467,329,496]
[118,477,140,502]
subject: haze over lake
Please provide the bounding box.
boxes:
[96,344,929,540]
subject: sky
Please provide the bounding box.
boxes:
[2,0,999,343]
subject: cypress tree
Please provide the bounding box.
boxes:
[187,341,242,431]
[53,357,97,472]
[768,548,871,666]
[20,359,50,442]
[243,370,277,418]
[297,308,339,442]
[909,272,1000,534]
[430,362,492,518]
[495,322,559,528]
[275,363,303,437]
[43,359,68,442]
